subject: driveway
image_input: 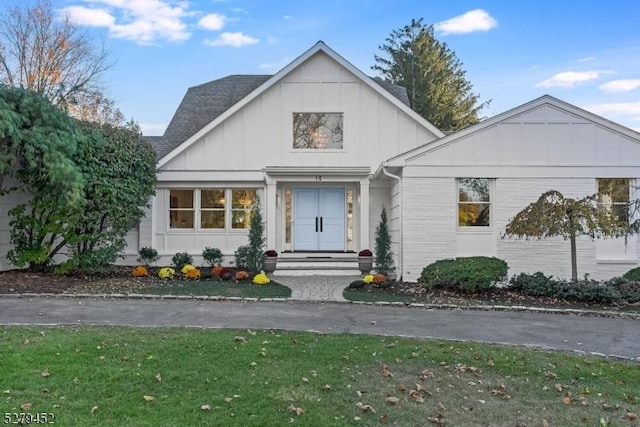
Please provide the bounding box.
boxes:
[0,297,638,361]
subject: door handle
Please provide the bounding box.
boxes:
[320,217,323,232]
[315,217,318,232]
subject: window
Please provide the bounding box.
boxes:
[169,188,258,230]
[293,112,343,149]
[201,189,225,229]
[231,189,257,229]
[598,178,630,224]
[169,190,194,228]
[458,178,491,227]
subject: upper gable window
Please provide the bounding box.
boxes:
[293,113,343,149]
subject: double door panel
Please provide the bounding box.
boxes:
[293,188,345,251]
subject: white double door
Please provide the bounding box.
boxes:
[293,188,345,251]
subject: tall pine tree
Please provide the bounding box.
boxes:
[373,18,489,132]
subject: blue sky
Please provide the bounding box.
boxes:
[53,0,640,135]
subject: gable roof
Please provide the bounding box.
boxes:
[383,94,640,167]
[154,41,445,166]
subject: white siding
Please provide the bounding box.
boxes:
[162,52,439,173]
[0,186,28,271]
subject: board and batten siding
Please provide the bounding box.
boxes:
[160,51,439,174]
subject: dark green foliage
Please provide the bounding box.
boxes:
[622,267,640,281]
[138,247,159,265]
[373,18,488,131]
[374,207,395,276]
[64,120,156,270]
[234,245,250,270]
[349,280,365,289]
[418,256,508,293]
[245,197,265,274]
[508,272,640,304]
[202,246,223,266]
[171,252,193,270]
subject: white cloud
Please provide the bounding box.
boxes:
[259,57,290,70]
[599,79,640,93]
[61,0,191,44]
[204,32,259,47]
[62,5,115,26]
[198,13,225,30]
[536,70,613,88]
[585,101,640,118]
[434,9,497,35]
[578,56,595,63]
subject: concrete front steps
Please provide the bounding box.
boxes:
[272,253,364,276]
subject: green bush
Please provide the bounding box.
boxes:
[202,247,223,266]
[622,267,640,282]
[508,273,622,304]
[234,245,250,270]
[171,252,193,270]
[138,247,159,265]
[418,256,508,293]
[606,277,640,304]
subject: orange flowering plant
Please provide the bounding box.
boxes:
[132,265,149,277]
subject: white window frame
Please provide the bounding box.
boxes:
[456,178,493,231]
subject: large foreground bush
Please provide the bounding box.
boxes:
[418,256,508,293]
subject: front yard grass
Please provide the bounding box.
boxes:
[1,326,638,426]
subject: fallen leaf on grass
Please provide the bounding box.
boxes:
[438,402,446,411]
[143,395,155,402]
[41,368,50,377]
[562,396,572,405]
[287,404,305,416]
[554,383,563,392]
[91,406,98,414]
[545,371,558,379]
[416,383,427,392]
[302,377,309,383]
[155,373,162,382]
[356,402,376,413]
[382,365,393,377]
[200,404,211,410]
[427,414,445,425]
[234,336,246,343]
[379,414,390,423]
[321,384,331,391]
[486,359,494,367]
[543,420,549,427]
[627,412,638,420]
[385,396,399,405]
[21,403,33,411]
[224,397,233,403]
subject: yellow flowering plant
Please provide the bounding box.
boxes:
[363,274,374,284]
[159,267,175,279]
[181,264,196,274]
[253,273,270,285]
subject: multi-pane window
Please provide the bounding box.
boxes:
[293,112,343,149]
[231,190,257,229]
[598,178,630,224]
[169,190,194,228]
[169,189,257,230]
[201,189,225,229]
[458,178,491,227]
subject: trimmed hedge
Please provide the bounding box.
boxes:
[622,267,640,282]
[418,256,508,293]
[508,272,640,304]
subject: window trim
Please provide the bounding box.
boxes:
[456,178,493,231]
[597,178,631,225]
[167,188,259,232]
[291,111,345,151]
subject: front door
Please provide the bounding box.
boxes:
[293,188,345,251]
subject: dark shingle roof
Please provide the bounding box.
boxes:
[149,74,410,161]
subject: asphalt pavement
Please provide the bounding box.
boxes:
[0,296,638,361]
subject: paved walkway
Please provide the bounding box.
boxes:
[275,274,360,302]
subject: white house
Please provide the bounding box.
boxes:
[1,41,639,281]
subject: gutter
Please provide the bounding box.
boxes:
[381,163,402,281]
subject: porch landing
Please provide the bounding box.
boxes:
[272,253,364,276]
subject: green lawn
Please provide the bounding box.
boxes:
[1,327,638,426]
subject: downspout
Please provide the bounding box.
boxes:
[381,163,402,281]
